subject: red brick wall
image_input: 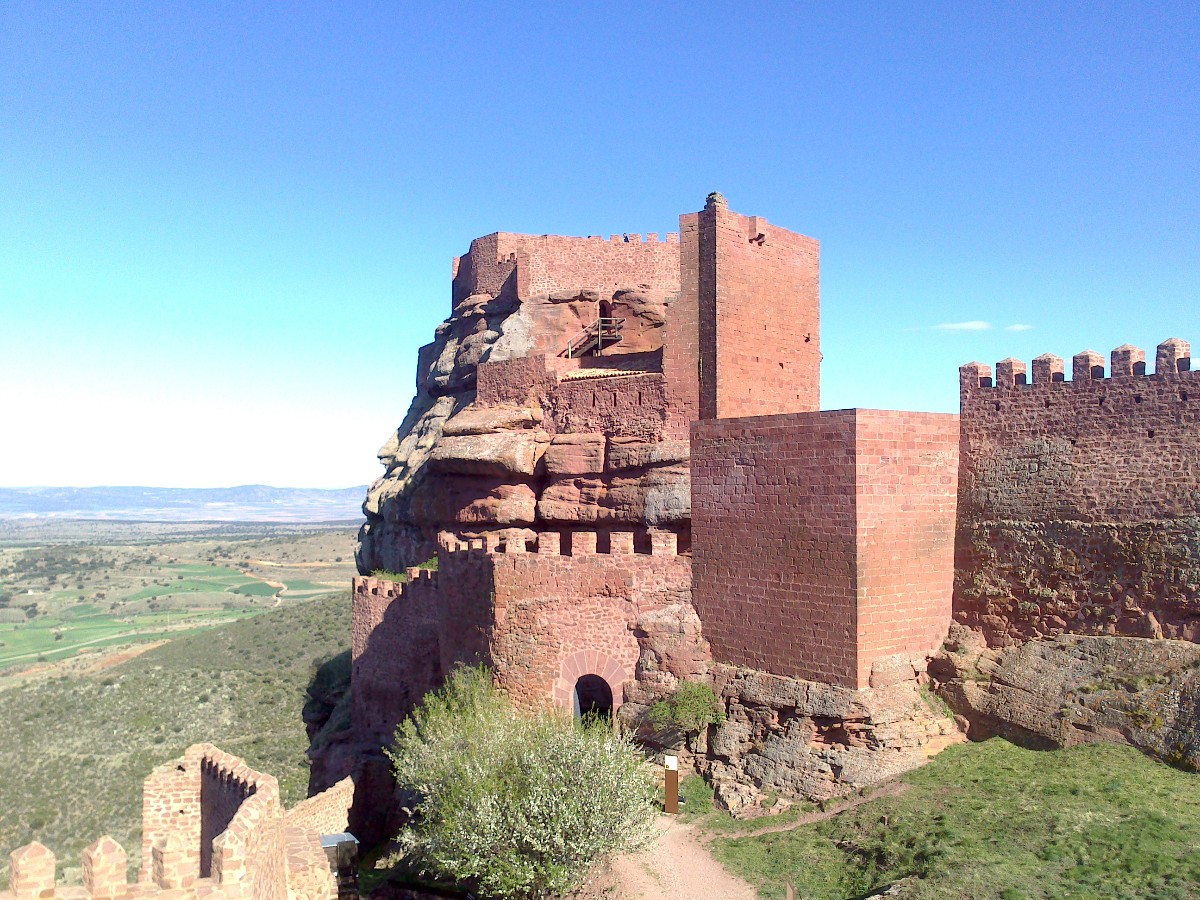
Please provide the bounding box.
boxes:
[956,340,1200,643]
[349,535,698,741]
[701,201,821,418]
[691,411,860,685]
[853,410,960,686]
[452,232,680,307]
[691,410,959,689]
[482,539,694,711]
[662,213,702,439]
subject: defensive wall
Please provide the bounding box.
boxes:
[351,530,698,736]
[349,196,1200,820]
[451,232,681,307]
[3,746,349,900]
[956,338,1200,644]
[691,409,960,689]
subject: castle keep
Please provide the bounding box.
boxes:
[343,193,1198,826]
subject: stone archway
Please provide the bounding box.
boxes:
[573,674,613,722]
[554,649,628,715]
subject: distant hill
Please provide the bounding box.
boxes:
[0,485,366,522]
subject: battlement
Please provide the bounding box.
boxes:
[960,338,1193,395]
[436,528,682,557]
[351,568,438,600]
[1,745,345,900]
[451,231,682,307]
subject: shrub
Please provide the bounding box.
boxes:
[386,666,657,899]
[650,680,725,736]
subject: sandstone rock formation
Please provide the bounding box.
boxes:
[357,282,683,574]
[933,624,1200,769]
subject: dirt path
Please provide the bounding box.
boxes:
[605,815,757,900]
[700,780,910,844]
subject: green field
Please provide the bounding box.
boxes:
[700,739,1200,899]
[0,591,350,881]
[0,526,358,673]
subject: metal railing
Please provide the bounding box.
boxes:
[563,316,625,358]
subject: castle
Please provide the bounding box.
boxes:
[340,192,1198,831]
[6,195,1195,896]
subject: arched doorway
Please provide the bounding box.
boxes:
[573,674,613,723]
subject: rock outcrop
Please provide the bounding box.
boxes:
[933,624,1200,768]
[357,283,683,573]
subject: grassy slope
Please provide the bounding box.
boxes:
[0,591,350,880]
[706,739,1200,900]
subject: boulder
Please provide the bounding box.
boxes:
[607,438,689,471]
[427,431,549,478]
[544,434,606,476]
[408,478,537,527]
[934,630,1200,768]
[442,405,542,436]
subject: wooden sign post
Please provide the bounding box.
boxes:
[663,754,679,814]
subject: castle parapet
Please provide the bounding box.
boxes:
[962,339,1195,399]
[436,530,686,559]
[4,746,342,900]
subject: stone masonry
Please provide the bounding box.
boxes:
[336,194,1200,825]
[3,746,350,900]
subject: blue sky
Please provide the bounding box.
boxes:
[1,2,1196,488]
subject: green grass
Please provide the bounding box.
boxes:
[708,739,1200,899]
[283,579,335,593]
[678,775,818,835]
[0,591,350,881]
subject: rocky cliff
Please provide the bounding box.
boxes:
[356,283,688,574]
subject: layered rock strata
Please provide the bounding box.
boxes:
[357,286,684,573]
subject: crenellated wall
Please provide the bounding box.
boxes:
[956,338,1200,643]
[351,570,443,748]
[5,746,348,900]
[351,531,699,730]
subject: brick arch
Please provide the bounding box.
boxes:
[553,649,629,713]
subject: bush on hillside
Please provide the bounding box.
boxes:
[386,666,657,899]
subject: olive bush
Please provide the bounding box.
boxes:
[649,680,725,736]
[386,667,658,899]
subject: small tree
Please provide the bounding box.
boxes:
[649,680,725,749]
[387,667,657,899]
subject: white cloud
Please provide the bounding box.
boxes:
[1005,323,1034,332]
[934,320,992,332]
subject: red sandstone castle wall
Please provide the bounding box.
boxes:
[704,203,821,418]
[545,373,667,439]
[351,572,443,746]
[452,232,680,306]
[956,340,1200,643]
[692,410,959,689]
[663,214,702,439]
[482,536,695,711]
[691,411,860,686]
[853,411,960,686]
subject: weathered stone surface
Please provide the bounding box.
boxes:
[427,431,549,478]
[441,405,541,436]
[544,434,606,476]
[607,438,689,471]
[697,663,958,812]
[933,625,1200,768]
[408,478,537,527]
